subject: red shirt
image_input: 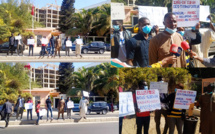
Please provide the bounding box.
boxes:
[36,104,40,113]
[133,93,150,117]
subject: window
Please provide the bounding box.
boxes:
[90,43,97,47]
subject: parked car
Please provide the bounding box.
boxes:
[0,42,25,54]
[87,101,109,115]
[81,41,106,54]
[72,103,80,112]
[105,43,111,51]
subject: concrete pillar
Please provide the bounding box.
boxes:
[48,68,50,88]
[43,65,44,88]
[54,67,56,88]
[105,97,107,102]
[93,36,95,41]
[104,37,107,42]
[34,66,35,82]
[46,6,48,27]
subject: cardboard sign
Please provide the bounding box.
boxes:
[41,38,48,44]
[136,90,161,112]
[83,91,89,97]
[40,109,46,116]
[172,0,200,27]
[119,92,135,117]
[66,40,72,47]
[15,36,21,40]
[138,6,168,28]
[75,39,83,45]
[174,89,197,109]
[111,3,125,20]
[199,5,210,22]
[150,82,168,93]
[67,101,74,109]
[27,39,35,45]
[24,103,33,109]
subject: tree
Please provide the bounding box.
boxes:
[59,0,75,33]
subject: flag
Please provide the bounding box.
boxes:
[24,64,31,70]
[31,5,34,16]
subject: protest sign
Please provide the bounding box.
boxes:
[111,3,125,20]
[172,0,200,27]
[199,5,210,22]
[174,89,197,109]
[24,103,33,110]
[136,90,161,112]
[40,109,46,116]
[150,82,168,93]
[27,39,35,45]
[66,40,72,47]
[138,6,168,28]
[41,38,48,44]
[119,92,135,117]
[15,36,21,40]
[67,101,74,109]
[75,39,83,45]
[83,91,89,97]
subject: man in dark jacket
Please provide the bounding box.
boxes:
[1,99,12,128]
[50,35,55,57]
[7,33,16,56]
[111,20,132,62]
[15,95,24,120]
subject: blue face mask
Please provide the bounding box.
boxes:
[113,25,120,31]
[144,86,148,90]
[165,27,177,34]
[175,88,177,92]
[69,98,71,100]
[82,97,85,100]
[178,31,185,36]
[142,25,152,34]
[48,97,50,99]
[192,27,196,31]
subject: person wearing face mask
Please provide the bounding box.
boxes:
[15,95,24,121]
[111,20,132,62]
[149,13,186,67]
[66,97,74,119]
[79,96,89,119]
[45,96,53,121]
[196,84,215,134]
[57,96,65,120]
[127,17,159,67]
[27,97,33,120]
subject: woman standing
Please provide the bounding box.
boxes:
[66,97,74,119]
[27,97,33,120]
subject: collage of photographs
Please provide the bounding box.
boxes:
[0,0,215,134]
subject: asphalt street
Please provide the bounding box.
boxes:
[0,121,118,134]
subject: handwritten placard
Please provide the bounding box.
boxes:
[41,38,48,44]
[136,90,161,112]
[66,40,72,47]
[111,3,125,20]
[75,39,83,45]
[83,91,89,97]
[27,39,35,45]
[67,101,74,109]
[150,82,168,93]
[15,36,21,40]
[199,5,210,22]
[172,0,200,27]
[174,89,197,109]
[24,103,33,109]
[119,92,135,117]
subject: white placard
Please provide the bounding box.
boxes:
[138,6,168,28]
[111,3,125,20]
[15,36,21,40]
[41,38,48,44]
[66,40,72,47]
[27,39,35,45]
[39,109,46,116]
[83,91,89,97]
[67,101,74,109]
[150,82,168,93]
[174,89,197,109]
[136,90,161,112]
[119,92,135,117]
[24,103,33,110]
[75,39,83,45]
[172,0,200,27]
[199,5,210,22]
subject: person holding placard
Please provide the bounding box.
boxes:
[41,36,48,57]
[57,96,65,120]
[66,97,74,119]
[74,35,83,58]
[27,97,33,120]
[111,20,132,62]
[49,35,55,57]
[7,33,16,56]
[196,84,215,134]
[64,37,71,56]
[35,101,41,125]
[133,80,150,134]
[28,36,34,56]
[79,96,89,119]
[45,96,53,121]
[15,33,24,56]
[15,95,24,121]
[149,13,186,67]
[55,36,61,57]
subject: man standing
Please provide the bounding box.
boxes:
[45,96,53,121]
[79,96,89,119]
[1,99,12,128]
[36,101,41,125]
[7,33,16,56]
[57,96,65,120]
[111,20,132,62]
[27,97,33,120]
[15,95,24,121]
[50,35,55,57]
[149,13,186,67]
[16,33,24,56]
[55,36,61,57]
[127,17,158,67]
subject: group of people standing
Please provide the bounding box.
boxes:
[111,12,215,68]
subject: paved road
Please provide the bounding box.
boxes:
[0,122,118,134]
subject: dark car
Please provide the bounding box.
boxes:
[0,42,25,54]
[72,103,80,112]
[81,41,106,54]
[105,43,111,51]
[87,101,109,115]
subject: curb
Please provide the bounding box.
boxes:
[0,117,119,126]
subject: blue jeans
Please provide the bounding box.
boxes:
[119,117,123,134]
[47,107,53,118]
[51,46,55,55]
[36,112,40,124]
[47,48,51,55]
[29,45,34,56]
[27,109,32,120]
[41,46,46,56]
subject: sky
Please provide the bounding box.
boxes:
[33,0,108,9]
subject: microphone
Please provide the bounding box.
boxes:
[169,44,178,67]
[181,41,190,53]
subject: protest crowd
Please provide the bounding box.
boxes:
[119,76,215,134]
[0,95,89,127]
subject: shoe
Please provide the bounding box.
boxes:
[84,117,86,119]
[47,118,49,121]
[5,123,8,128]
[63,118,65,120]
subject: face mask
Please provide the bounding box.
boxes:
[61,97,63,100]
[178,31,185,36]
[113,25,120,31]
[142,25,152,34]
[69,98,71,100]
[82,97,85,100]
[48,97,50,99]
[192,27,196,31]
[165,27,177,34]
[144,86,148,90]
[175,88,177,92]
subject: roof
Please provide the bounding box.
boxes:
[25,28,56,32]
[22,88,56,92]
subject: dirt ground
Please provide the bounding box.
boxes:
[122,112,201,134]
